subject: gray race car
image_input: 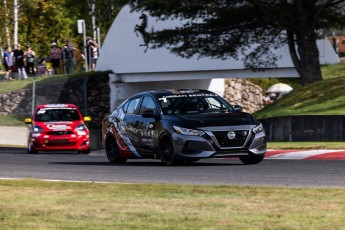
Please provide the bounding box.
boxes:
[102,89,266,165]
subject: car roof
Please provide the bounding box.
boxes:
[35,104,79,109]
[133,89,217,98]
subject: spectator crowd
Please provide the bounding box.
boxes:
[1,37,99,81]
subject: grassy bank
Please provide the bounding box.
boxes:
[0,179,344,229]
[267,142,345,149]
[0,115,27,126]
[254,64,345,119]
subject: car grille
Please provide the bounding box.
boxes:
[45,139,76,146]
[212,130,249,148]
[46,131,74,136]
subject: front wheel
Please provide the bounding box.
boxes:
[159,134,176,166]
[105,135,127,164]
[239,154,265,165]
[27,143,38,154]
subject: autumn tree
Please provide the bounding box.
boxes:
[130,0,345,85]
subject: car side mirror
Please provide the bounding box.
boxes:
[234,105,243,112]
[142,110,159,119]
[83,116,92,122]
[24,118,32,124]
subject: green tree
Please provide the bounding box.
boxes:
[130,0,345,85]
[19,0,78,56]
[0,0,125,63]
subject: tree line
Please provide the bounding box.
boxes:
[0,0,127,63]
[2,0,345,84]
[130,0,345,85]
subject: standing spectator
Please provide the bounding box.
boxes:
[25,45,36,74]
[86,37,99,70]
[61,40,76,74]
[50,42,61,74]
[2,46,13,80]
[13,44,28,80]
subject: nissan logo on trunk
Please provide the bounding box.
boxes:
[227,131,236,139]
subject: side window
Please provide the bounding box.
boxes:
[126,97,141,114]
[140,96,157,114]
[206,97,222,109]
[122,100,130,113]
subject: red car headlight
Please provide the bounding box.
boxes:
[32,125,44,133]
[75,124,87,132]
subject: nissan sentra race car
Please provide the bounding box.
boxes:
[102,89,266,165]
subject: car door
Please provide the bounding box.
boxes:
[136,96,159,154]
[121,96,143,150]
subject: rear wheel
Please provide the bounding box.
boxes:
[159,134,176,166]
[105,135,127,164]
[239,154,265,165]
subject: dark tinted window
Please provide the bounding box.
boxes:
[35,108,81,122]
[158,94,234,114]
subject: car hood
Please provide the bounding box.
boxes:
[164,112,258,128]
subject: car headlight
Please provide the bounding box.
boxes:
[252,123,264,134]
[75,124,87,131]
[173,126,205,136]
[32,125,44,133]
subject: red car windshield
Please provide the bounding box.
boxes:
[35,108,81,122]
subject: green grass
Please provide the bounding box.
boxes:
[254,63,345,118]
[0,179,344,229]
[0,115,26,126]
[0,71,110,94]
[254,75,345,118]
[267,142,345,149]
[321,63,345,80]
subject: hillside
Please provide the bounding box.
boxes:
[254,64,345,118]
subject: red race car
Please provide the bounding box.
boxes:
[25,104,91,154]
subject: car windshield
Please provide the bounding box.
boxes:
[158,94,234,115]
[35,108,81,122]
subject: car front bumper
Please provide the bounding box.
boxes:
[172,129,266,158]
[28,133,90,152]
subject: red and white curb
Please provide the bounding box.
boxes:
[265,149,345,160]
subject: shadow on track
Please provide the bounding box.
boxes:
[0,147,26,154]
[49,160,244,167]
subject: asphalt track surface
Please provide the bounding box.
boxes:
[1,147,345,188]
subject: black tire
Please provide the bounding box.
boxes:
[159,134,176,166]
[239,154,265,165]
[105,135,127,164]
[27,144,38,154]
